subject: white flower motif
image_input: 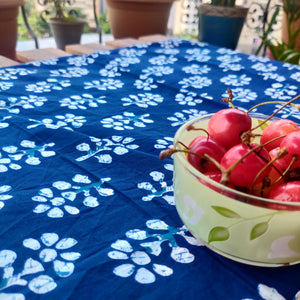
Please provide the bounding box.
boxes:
[25,79,71,93]
[182,64,211,75]
[0,82,13,91]
[32,185,80,218]
[122,93,163,108]
[134,78,157,90]
[84,79,124,90]
[265,83,298,100]
[60,94,107,110]
[220,74,251,86]
[0,185,12,210]
[55,114,86,129]
[23,233,81,279]
[178,76,212,89]
[154,137,173,150]
[149,55,177,65]
[108,219,201,284]
[175,91,203,106]
[185,48,211,62]
[50,67,89,78]
[101,112,153,130]
[141,66,174,78]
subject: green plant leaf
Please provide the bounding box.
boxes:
[211,206,241,219]
[208,226,230,243]
[250,222,269,240]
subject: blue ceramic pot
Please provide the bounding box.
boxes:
[198,4,249,50]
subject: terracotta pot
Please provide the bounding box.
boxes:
[48,18,86,50]
[282,0,300,52]
[105,0,176,39]
[0,0,24,60]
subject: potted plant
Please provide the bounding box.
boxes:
[40,0,86,50]
[197,0,249,49]
[281,0,300,53]
[0,0,24,60]
[255,0,300,65]
[105,0,177,39]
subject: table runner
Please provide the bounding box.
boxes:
[0,38,299,299]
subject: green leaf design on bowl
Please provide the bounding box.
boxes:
[211,206,241,219]
[208,226,230,243]
[250,222,269,240]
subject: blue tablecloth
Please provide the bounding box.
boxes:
[0,38,299,300]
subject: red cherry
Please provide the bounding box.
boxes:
[277,131,300,170]
[208,108,251,150]
[269,147,286,171]
[220,143,271,189]
[260,119,300,152]
[204,170,222,182]
[187,136,226,173]
[268,181,300,208]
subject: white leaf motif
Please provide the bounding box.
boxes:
[113,264,135,278]
[53,260,74,277]
[135,267,155,284]
[28,275,57,294]
[111,240,133,253]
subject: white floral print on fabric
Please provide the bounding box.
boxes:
[60,93,107,110]
[217,55,244,72]
[0,233,80,296]
[220,74,252,86]
[25,79,71,93]
[101,112,153,130]
[28,114,86,131]
[0,140,55,171]
[0,116,11,129]
[0,68,37,81]
[138,169,174,205]
[273,104,300,120]
[108,219,202,284]
[122,93,163,108]
[84,79,124,90]
[184,48,211,63]
[221,88,258,103]
[264,83,298,100]
[32,174,114,218]
[0,185,12,210]
[167,109,208,127]
[50,67,89,78]
[175,90,204,106]
[76,135,139,164]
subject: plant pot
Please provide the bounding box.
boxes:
[198,4,249,50]
[0,0,24,60]
[281,0,300,52]
[48,18,86,50]
[105,0,176,39]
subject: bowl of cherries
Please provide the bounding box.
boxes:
[161,95,300,267]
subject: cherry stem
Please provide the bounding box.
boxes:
[221,136,288,186]
[221,88,235,108]
[247,100,300,114]
[159,147,225,173]
[186,125,210,139]
[279,155,298,182]
[247,95,300,133]
[220,143,266,185]
[249,147,288,192]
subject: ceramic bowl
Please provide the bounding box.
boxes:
[173,113,300,267]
